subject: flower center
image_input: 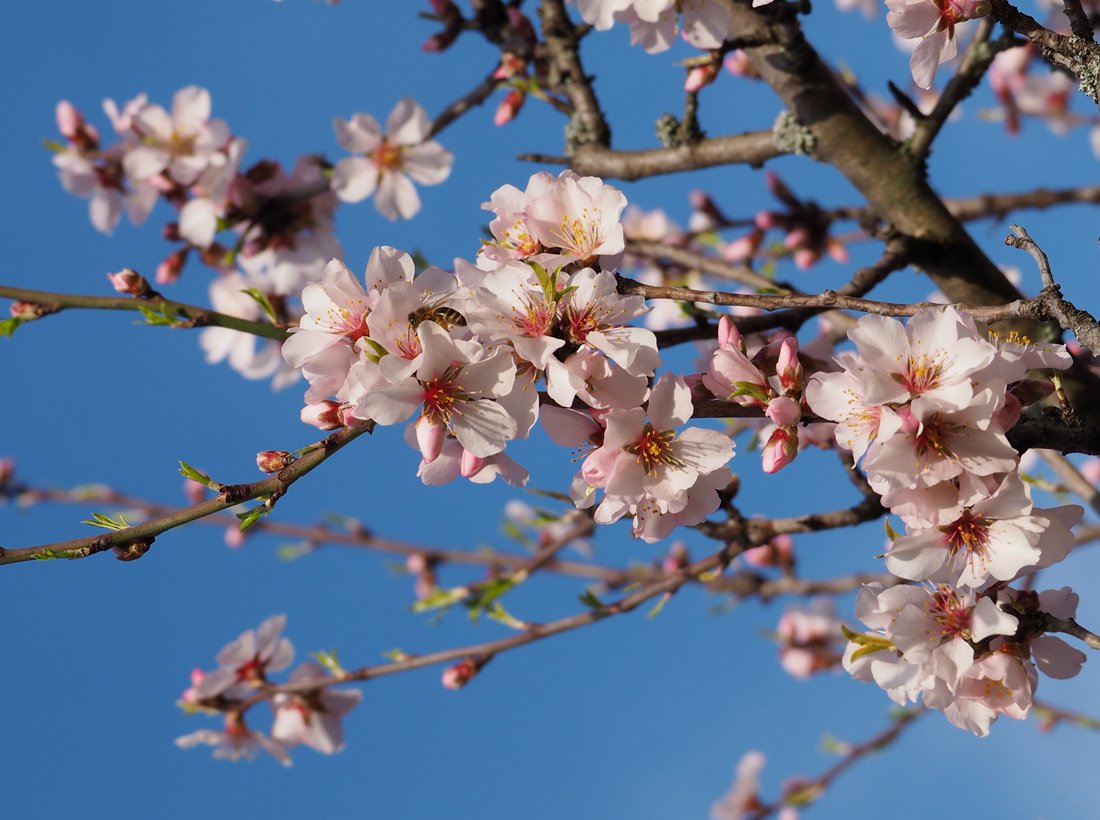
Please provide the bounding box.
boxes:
[626,425,680,474]
[371,139,403,172]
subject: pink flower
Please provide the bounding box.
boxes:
[271,662,362,755]
[176,714,291,766]
[331,99,453,220]
[886,0,990,89]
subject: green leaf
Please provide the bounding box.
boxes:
[466,577,517,619]
[411,586,469,614]
[178,461,213,487]
[81,511,131,531]
[485,601,527,630]
[310,648,345,676]
[42,138,67,153]
[240,288,278,324]
[236,505,268,532]
[0,317,27,337]
[578,589,605,609]
[383,648,409,662]
[647,592,672,619]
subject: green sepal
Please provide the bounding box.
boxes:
[884,518,901,542]
[240,288,278,324]
[728,381,770,404]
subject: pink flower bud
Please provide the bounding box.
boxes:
[743,533,794,568]
[494,88,526,126]
[493,52,526,80]
[106,268,150,296]
[1081,457,1100,485]
[724,230,763,262]
[301,401,343,431]
[9,301,46,320]
[0,458,14,486]
[684,62,719,93]
[460,449,486,478]
[183,478,206,506]
[442,658,479,690]
[754,210,776,230]
[766,396,802,427]
[156,247,189,285]
[826,237,850,265]
[416,417,445,464]
[661,542,689,573]
[761,427,798,474]
[793,248,818,270]
[55,100,84,141]
[256,450,295,474]
[723,50,758,78]
[225,526,245,549]
[784,226,810,250]
[405,553,429,575]
[717,315,742,350]
[776,338,803,392]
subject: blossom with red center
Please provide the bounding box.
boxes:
[886,0,991,88]
[331,98,453,220]
[192,614,295,702]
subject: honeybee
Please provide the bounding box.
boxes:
[408,303,467,332]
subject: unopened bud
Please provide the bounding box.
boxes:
[156,247,189,285]
[761,427,799,474]
[460,449,486,478]
[106,268,150,296]
[256,449,295,474]
[55,100,84,141]
[0,458,14,486]
[183,478,206,505]
[494,88,526,126]
[442,658,479,690]
[717,315,742,350]
[724,50,759,79]
[9,301,47,320]
[684,61,719,93]
[416,417,444,464]
[493,52,526,81]
[113,538,153,562]
[776,338,803,393]
[301,401,343,431]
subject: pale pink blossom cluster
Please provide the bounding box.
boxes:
[176,615,361,764]
[775,599,844,679]
[805,307,1085,732]
[569,0,735,53]
[281,170,740,540]
[844,584,1085,735]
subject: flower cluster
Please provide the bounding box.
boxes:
[570,0,734,53]
[176,615,361,764]
[806,307,1084,732]
[282,170,739,539]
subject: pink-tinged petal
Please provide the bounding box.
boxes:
[970,597,1018,642]
[647,374,693,429]
[461,350,517,399]
[401,142,453,185]
[885,0,940,37]
[179,198,219,248]
[134,104,173,140]
[172,85,212,132]
[541,406,601,447]
[386,98,431,145]
[331,157,378,203]
[89,190,122,235]
[910,33,946,90]
[675,428,736,473]
[123,144,170,181]
[334,113,381,153]
[586,327,660,376]
[451,399,517,457]
[359,381,424,425]
[169,153,208,186]
[365,245,415,291]
[1038,587,1079,620]
[1030,635,1086,679]
[375,171,421,220]
[885,528,948,580]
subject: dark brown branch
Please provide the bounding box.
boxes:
[538,0,611,147]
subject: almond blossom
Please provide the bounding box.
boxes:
[176,714,291,766]
[122,85,230,187]
[270,662,362,755]
[331,98,453,220]
[886,0,990,89]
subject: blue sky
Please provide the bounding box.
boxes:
[2,1,1100,818]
